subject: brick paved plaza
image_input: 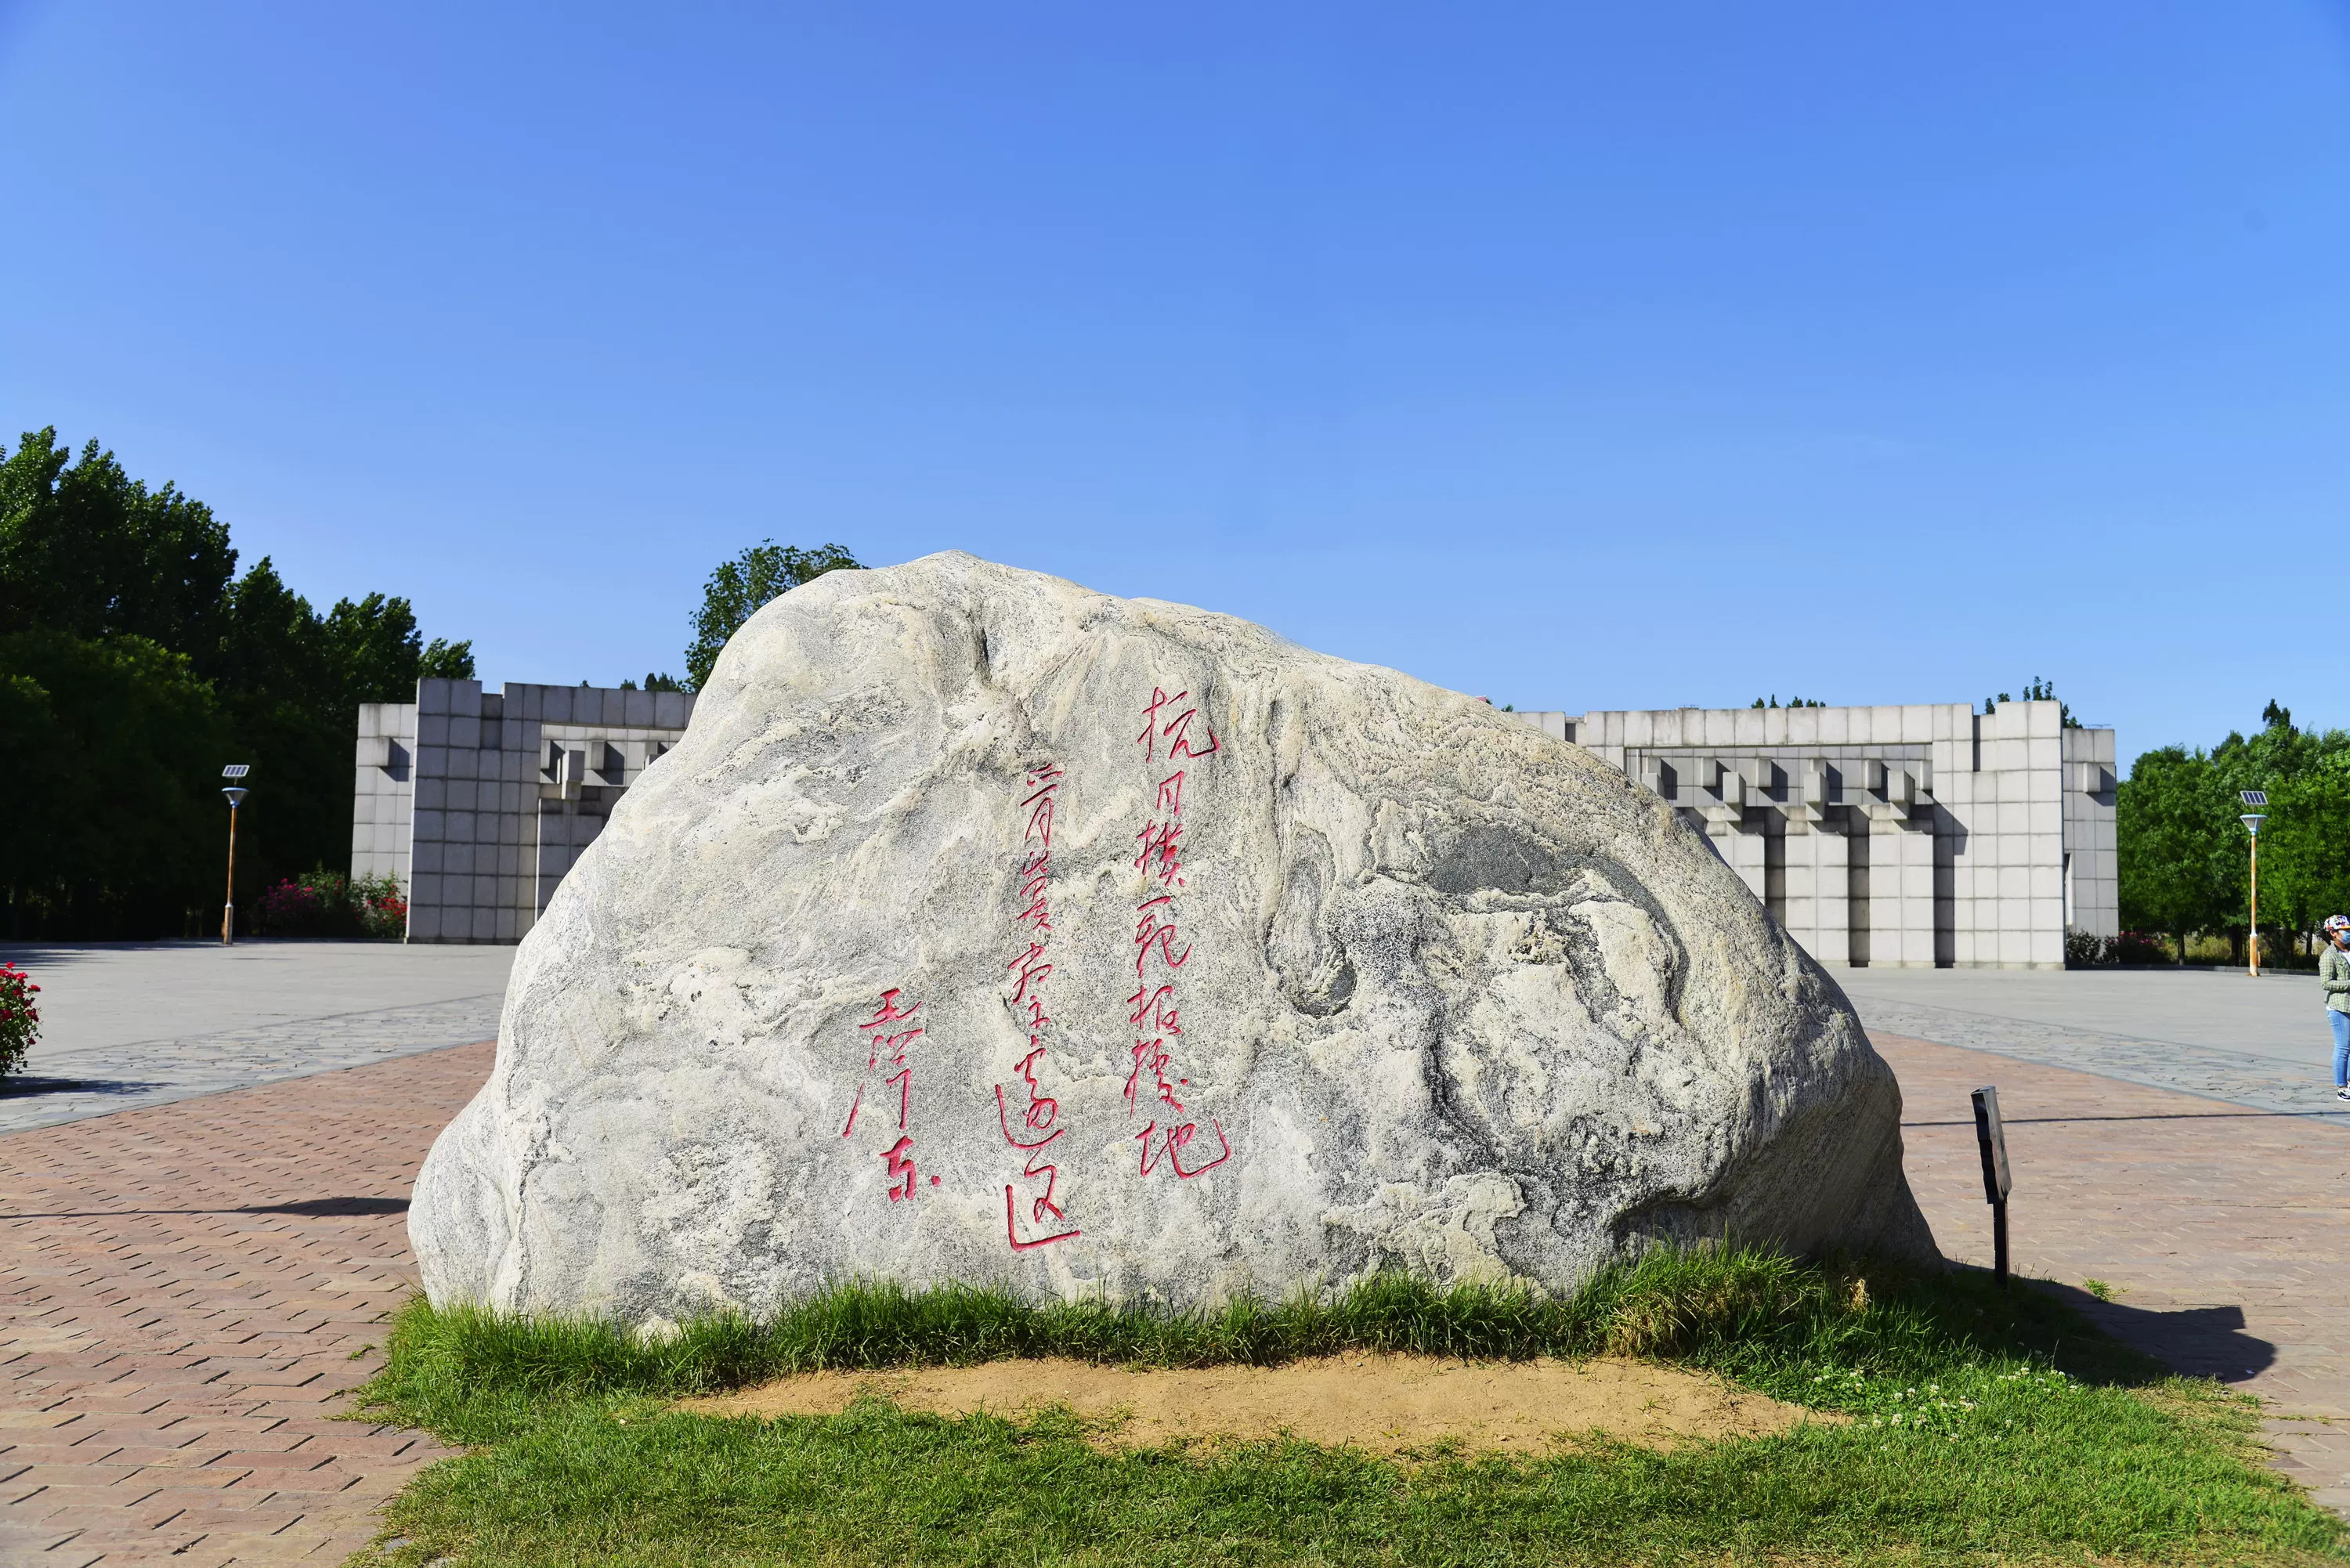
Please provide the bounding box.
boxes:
[0,1046,490,1566]
[2,951,2347,1562]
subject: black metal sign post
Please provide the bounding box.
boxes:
[1972,1086,2012,1285]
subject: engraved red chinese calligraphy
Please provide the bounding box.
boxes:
[999,763,1080,1250]
[1127,688,1231,1180]
[844,988,931,1202]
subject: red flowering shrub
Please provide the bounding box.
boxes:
[254,871,409,939]
[356,876,407,939]
[0,963,38,1079]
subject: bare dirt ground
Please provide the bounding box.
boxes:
[679,1353,1820,1458]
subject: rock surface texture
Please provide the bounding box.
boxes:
[413,554,1935,1326]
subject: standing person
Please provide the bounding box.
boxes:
[2323,916,2350,1101]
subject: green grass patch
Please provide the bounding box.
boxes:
[352,1249,2345,1566]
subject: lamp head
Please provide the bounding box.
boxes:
[2241,813,2266,836]
[222,786,249,807]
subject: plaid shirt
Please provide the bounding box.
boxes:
[2323,943,2350,1013]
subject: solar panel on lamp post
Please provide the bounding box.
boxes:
[221,765,250,945]
[2241,789,2268,977]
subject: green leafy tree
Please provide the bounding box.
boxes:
[324,592,426,702]
[2117,746,2232,956]
[0,628,233,936]
[2121,703,2350,965]
[0,428,476,935]
[2256,760,2350,947]
[685,541,859,690]
[421,637,475,678]
[0,428,237,658]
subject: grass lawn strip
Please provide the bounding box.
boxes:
[349,1248,2346,1566]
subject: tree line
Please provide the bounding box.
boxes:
[2117,702,2350,963]
[0,428,473,938]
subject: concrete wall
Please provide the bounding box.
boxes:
[353,680,696,944]
[1506,700,2117,970]
[350,702,418,891]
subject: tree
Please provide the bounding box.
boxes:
[2257,761,2350,946]
[421,638,475,678]
[0,628,233,937]
[2117,746,2232,956]
[1988,677,2082,728]
[685,540,859,690]
[0,428,476,935]
[0,428,237,659]
[2120,705,2350,965]
[324,593,424,703]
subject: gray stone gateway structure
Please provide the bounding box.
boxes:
[352,677,2111,966]
[352,678,696,943]
[1506,702,2115,970]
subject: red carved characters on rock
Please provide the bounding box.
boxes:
[999,763,1080,1250]
[1126,688,1231,1180]
[843,988,936,1202]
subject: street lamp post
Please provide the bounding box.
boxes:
[221,765,251,945]
[2241,789,2269,977]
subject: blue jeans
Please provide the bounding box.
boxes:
[2331,1009,2349,1087]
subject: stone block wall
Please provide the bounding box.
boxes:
[352,680,696,944]
[350,701,418,891]
[1506,699,2116,970]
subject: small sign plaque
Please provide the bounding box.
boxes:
[1971,1085,2012,1284]
[1971,1086,2011,1202]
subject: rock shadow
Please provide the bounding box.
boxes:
[253,1196,410,1217]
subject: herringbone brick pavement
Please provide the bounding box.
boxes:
[0,1042,494,1566]
[7,1024,2349,1562]
[1879,1030,2350,1516]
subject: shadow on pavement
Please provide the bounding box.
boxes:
[0,941,216,964]
[1907,1110,2350,1126]
[262,1196,411,1216]
[0,1073,169,1099]
[2038,1278,2276,1385]
[0,1195,411,1220]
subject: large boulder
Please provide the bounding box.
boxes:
[413,553,1934,1326]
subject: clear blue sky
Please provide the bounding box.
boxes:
[4,4,2345,766]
